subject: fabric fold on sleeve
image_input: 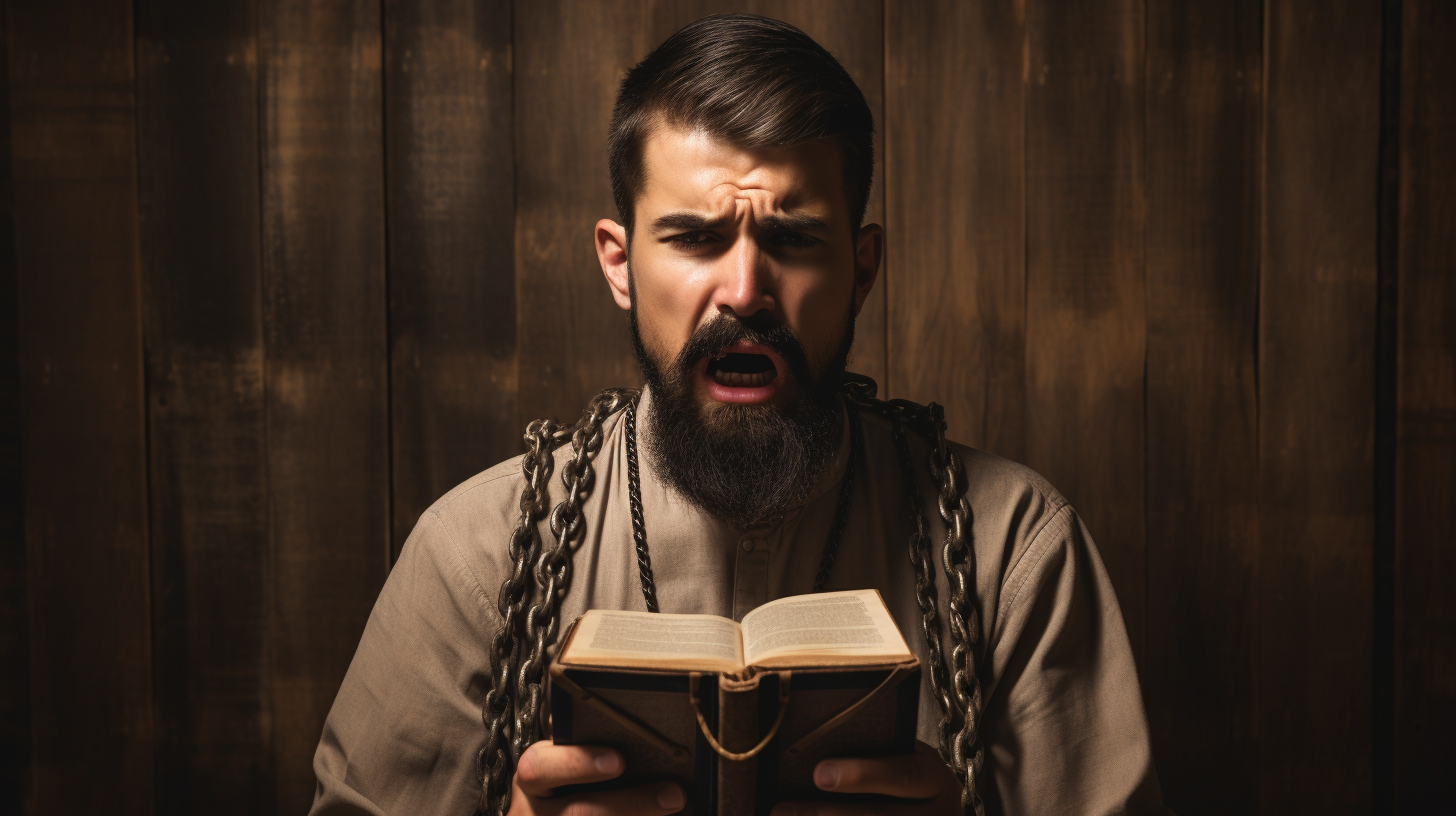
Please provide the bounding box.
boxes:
[309,509,500,816]
[981,506,1169,816]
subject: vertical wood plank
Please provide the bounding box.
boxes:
[884,0,1025,459]
[7,0,153,812]
[385,0,517,556]
[134,0,271,812]
[259,0,390,809]
[1259,0,1380,811]
[1023,0,1146,656]
[514,0,646,427]
[1394,0,1456,808]
[0,4,27,808]
[514,2,885,428]
[1143,2,1262,811]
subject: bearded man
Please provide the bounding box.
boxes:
[310,14,1166,816]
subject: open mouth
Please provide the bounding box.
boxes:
[706,350,778,389]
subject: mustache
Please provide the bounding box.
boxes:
[675,312,814,384]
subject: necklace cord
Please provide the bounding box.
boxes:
[623,398,660,612]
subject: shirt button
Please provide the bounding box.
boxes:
[740,539,755,552]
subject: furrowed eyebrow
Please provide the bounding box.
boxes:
[648,211,832,235]
[758,213,830,233]
[650,212,728,233]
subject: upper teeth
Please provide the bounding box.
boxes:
[714,369,772,387]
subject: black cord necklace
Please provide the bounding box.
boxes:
[622,396,863,613]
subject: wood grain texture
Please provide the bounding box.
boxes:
[1394,0,1456,807]
[7,0,153,812]
[884,0,1025,459]
[385,0,517,556]
[0,6,26,808]
[259,0,390,810]
[1259,0,1380,811]
[1142,2,1262,812]
[134,1,271,812]
[514,0,646,427]
[1023,0,1146,657]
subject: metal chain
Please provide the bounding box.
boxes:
[926,405,986,816]
[479,382,984,816]
[476,388,635,816]
[842,380,986,816]
[476,416,566,816]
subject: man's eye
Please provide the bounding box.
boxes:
[769,232,820,249]
[668,231,716,247]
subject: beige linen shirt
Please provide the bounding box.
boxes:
[310,388,1166,815]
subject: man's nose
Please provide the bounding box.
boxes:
[714,235,775,317]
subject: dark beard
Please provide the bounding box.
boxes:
[632,304,855,527]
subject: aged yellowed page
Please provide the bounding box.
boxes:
[741,589,912,668]
[560,609,744,672]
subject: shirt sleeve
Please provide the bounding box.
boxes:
[980,505,1170,816]
[309,509,499,816]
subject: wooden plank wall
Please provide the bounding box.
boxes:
[4,0,1453,813]
[1394,1,1456,810]
[10,1,154,813]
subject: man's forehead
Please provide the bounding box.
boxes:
[638,122,845,221]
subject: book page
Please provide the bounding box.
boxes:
[558,609,744,672]
[741,589,913,669]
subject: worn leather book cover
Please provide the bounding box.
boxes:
[547,590,921,816]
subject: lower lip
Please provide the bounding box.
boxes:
[702,367,784,405]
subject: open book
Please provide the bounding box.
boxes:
[550,589,920,816]
[556,588,913,673]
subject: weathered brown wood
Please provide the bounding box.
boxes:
[0,5,27,807]
[134,0,271,812]
[514,2,886,428]
[1023,0,1146,657]
[884,0,1025,459]
[1142,2,1262,812]
[385,0,517,556]
[514,0,646,426]
[7,0,153,812]
[1395,0,1456,808]
[259,0,390,810]
[1259,0,1380,811]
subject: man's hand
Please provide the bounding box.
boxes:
[770,741,962,816]
[508,739,686,816]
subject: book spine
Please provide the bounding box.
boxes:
[715,677,759,816]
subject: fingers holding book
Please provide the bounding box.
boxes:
[768,741,961,816]
[510,739,687,815]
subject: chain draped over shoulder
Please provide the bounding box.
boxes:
[475,379,987,816]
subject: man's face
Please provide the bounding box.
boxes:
[595,123,881,524]
[598,124,881,415]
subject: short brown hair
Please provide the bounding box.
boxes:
[608,14,875,234]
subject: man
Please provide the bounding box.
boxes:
[311,14,1165,816]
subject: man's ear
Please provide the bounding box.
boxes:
[596,219,632,311]
[852,223,883,316]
